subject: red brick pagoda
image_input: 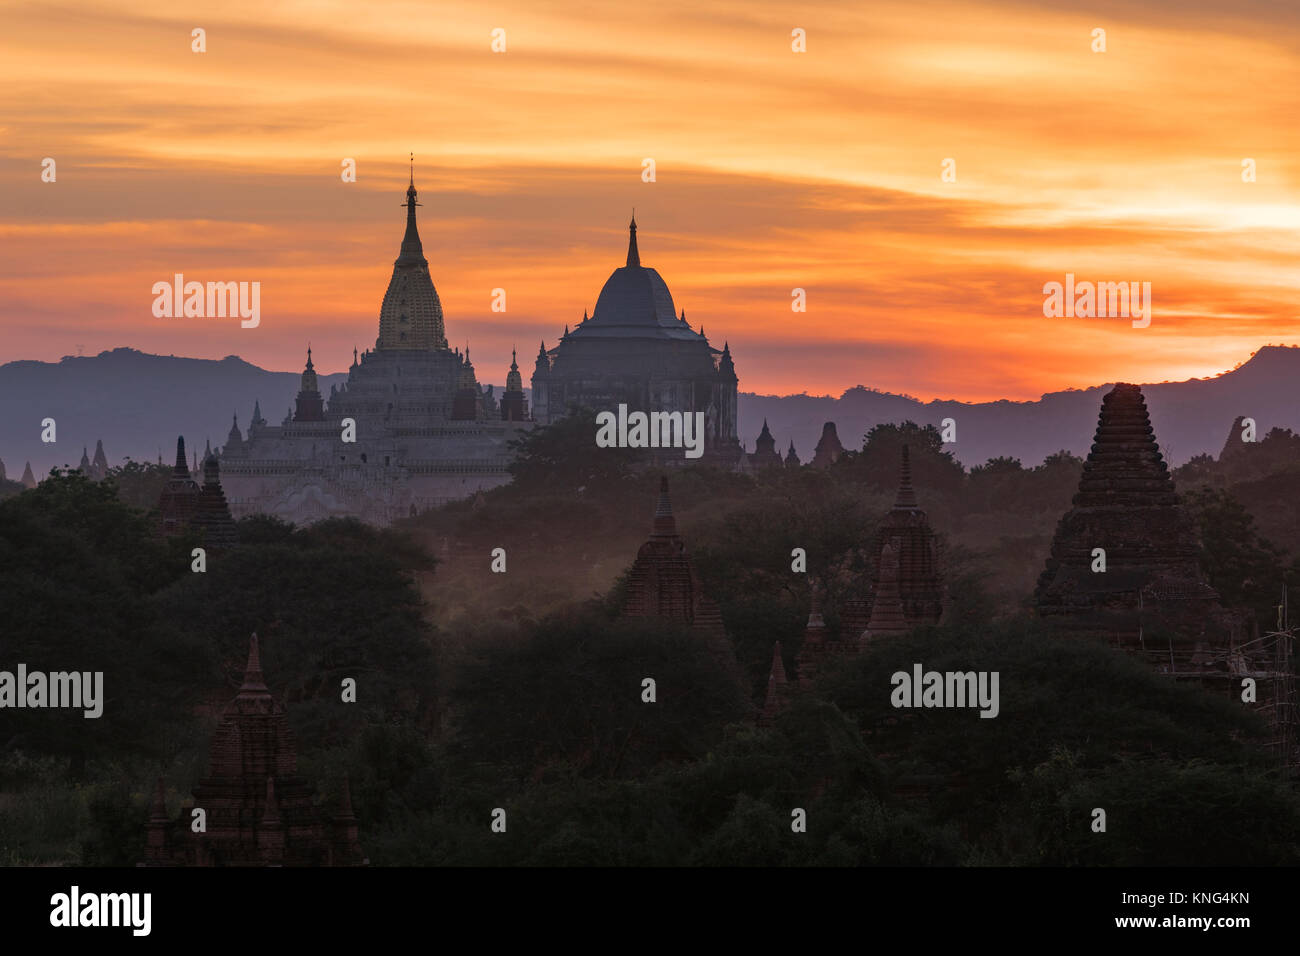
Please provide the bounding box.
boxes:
[622,476,726,637]
[143,633,365,866]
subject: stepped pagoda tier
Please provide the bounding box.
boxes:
[1035,384,1221,640]
[217,163,529,526]
[621,477,725,637]
[193,450,239,548]
[810,422,844,468]
[843,445,945,639]
[785,441,800,468]
[157,436,201,535]
[144,634,365,867]
[863,540,909,640]
[1033,384,1286,739]
[531,217,741,463]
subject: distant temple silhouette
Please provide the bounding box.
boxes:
[218,166,530,525]
[841,445,945,639]
[531,216,741,464]
[810,422,844,468]
[762,445,948,722]
[143,633,365,867]
[1035,384,1226,637]
[1035,383,1295,766]
[217,174,747,523]
[621,477,726,638]
[157,435,238,548]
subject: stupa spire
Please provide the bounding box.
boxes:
[893,444,919,509]
[396,155,426,268]
[652,475,676,537]
[759,641,790,725]
[626,212,640,268]
[239,632,269,695]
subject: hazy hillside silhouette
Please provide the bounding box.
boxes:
[3,345,1297,476]
[740,346,1300,467]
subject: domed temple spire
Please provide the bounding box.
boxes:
[626,212,640,268]
[377,160,448,351]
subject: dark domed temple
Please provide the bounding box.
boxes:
[531,217,741,463]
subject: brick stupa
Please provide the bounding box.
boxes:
[863,540,910,640]
[844,445,944,639]
[143,633,365,866]
[157,435,201,536]
[810,421,845,468]
[1034,383,1224,645]
[193,446,239,548]
[622,476,725,637]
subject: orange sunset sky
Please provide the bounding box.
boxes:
[1,0,1297,401]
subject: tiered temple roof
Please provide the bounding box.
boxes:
[748,420,783,469]
[157,436,201,535]
[621,477,725,637]
[193,450,239,548]
[144,634,365,866]
[1034,383,1219,638]
[843,445,944,639]
[1033,385,1290,759]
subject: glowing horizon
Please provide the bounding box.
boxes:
[1,0,1297,402]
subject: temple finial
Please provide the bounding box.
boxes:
[626,213,640,267]
[652,476,676,537]
[240,632,269,693]
[894,444,918,509]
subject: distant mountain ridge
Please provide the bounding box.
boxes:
[2,345,1297,478]
[0,348,351,478]
[738,345,1300,468]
